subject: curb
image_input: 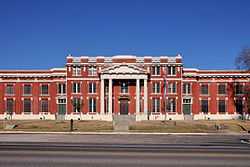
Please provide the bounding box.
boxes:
[0,131,249,135]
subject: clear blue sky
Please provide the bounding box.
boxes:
[0,0,250,70]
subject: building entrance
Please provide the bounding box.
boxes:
[120,99,129,115]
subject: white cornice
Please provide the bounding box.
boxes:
[101,64,147,74]
[112,55,136,59]
[184,73,250,78]
[0,73,66,78]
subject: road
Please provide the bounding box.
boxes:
[0,133,250,167]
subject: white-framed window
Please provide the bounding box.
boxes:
[72,66,81,76]
[23,84,32,95]
[152,82,160,94]
[235,84,244,95]
[5,84,14,95]
[57,83,66,94]
[88,66,97,76]
[200,99,208,113]
[88,97,96,113]
[183,83,191,95]
[23,98,32,113]
[151,66,160,76]
[200,84,209,95]
[168,82,176,94]
[218,100,226,113]
[40,84,49,95]
[167,98,176,112]
[40,99,49,113]
[218,84,226,95]
[72,82,80,94]
[183,98,192,104]
[235,99,243,114]
[72,97,81,113]
[152,98,160,113]
[120,81,128,94]
[57,98,66,104]
[167,66,176,76]
[88,82,96,94]
[6,98,14,114]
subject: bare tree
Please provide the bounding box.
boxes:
[235,47,250,119]
[235,47,250,70]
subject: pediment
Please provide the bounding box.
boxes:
[101,64,147,75]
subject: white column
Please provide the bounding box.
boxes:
[108,79,112,114]
[144,79,148,115]
[136,79,140,114]
[100,79,105,114]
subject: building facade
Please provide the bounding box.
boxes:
[0,54,249,121]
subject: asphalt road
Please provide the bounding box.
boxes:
[0,134,250,167]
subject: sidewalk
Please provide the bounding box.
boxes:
[0,130,249,136]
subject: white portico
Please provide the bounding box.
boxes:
[100,64,148,119]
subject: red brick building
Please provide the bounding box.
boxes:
[0,54,249,121]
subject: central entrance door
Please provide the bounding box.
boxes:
[120,99,129,115]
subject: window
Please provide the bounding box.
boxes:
[23,84,32,95]
[152,66,160,75]
[168,82,176,94]
[72,67,81,76]
[120,81,128,94]
[72,97,81,113]
[88,66,97,76]
[235,99,243,114]
[152,98,160,113]
[153,82,160,93]
[40,99,49,112]
[58,98,66,104]
[218,84,226,95]
[200,84,209,95]
[6,98,14,114]
[23,99,31,113]
[183,83,191,94]
[168,66,176,76]
[88,98,96,113]
[72,82,80,93]
[218,100,226,113]
[167,98,176,112]
[88,82,96,94]
[5,84,14,95]
[183,98,192,104]
[41,84,49,95]
[57,83,66,94]
[235,84,244,95]
[201,99,208,114]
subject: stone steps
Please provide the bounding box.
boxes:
[184,115,193,120]
[56,115,65,120]
[113,115,136,132]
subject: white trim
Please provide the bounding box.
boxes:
[150,78,182,81]
[0,79,65,82]
[67,78,99,81]
[0,73,66,77]
[101,74,147,80]
[112,55,136,59]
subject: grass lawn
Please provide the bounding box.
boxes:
[129,120,250,133]
[0,120,113,132]
[0,120,250,133]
